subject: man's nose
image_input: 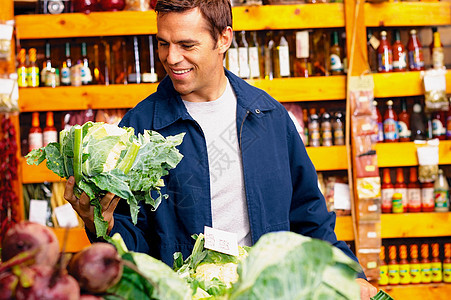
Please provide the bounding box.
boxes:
[166,45,183,65]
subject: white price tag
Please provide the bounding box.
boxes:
[54,203,79,228]
[204,226,239,256]
[29,199,48,225]
[334,183,351,210]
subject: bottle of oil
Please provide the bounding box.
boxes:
[274,31,290,78]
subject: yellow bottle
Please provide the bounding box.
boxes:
[420,244,432,284]
[410,244,422,284]
[17,48,28,88]
[399,245,411,284]
[27,48,40,87]
[388,245,400,285]
[379,246,389,286]
[443,243,451,283]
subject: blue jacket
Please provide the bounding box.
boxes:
[107,69,363,277]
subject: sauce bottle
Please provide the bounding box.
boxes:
[41,42,52,87]
[422,180,435,212]
[399,245,411,285]
[329,31,344,75]
[421,243,432,284]
[392,29,407,72]
[238,31,250,79]
[81,42,93,85]
[434,169,449,212]
[381,168,395,213]
[377,31,393,73]
[392,192,403,214]
[374,100,384,142]
[431,243,443,283]
[332,111,345,146]
[264,31,275,80]
[308,108,320,147]
[61,42,72,86]
[394,168,408,210]
[431,28,444,69]
[29,112,43,152]
[407,29,425,71]
[17,48,28,88]
[388,245,400,285]
[407,167,422,212]
[320,108,332,147]
[27,48,40,88]
[432,110,446,140]
[274,31,290,78]
[383,100,399,142]
[367,28,378,73]
[43,112,58,147]
[379,246,389,286]
[410,102,426,141]
[294,30,310,78]
[398,99,411,142]
[410,244,422,284]
[443,243,451,283]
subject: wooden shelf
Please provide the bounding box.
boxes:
[51,227,90,253]
[306,145,348,171]
[372,71,451,98]
[18,76,346,112]
[15,4,344,39]
[381,212,451,239]
[376,141,451,168]
[381,283,451,300]
[21,158,64,183]
[365,2,451,27]
[335,215,354,241]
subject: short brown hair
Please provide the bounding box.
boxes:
[155,0,233,44]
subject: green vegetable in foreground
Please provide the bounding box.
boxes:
[25,122,185,240]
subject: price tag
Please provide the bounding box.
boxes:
[204,226,239,256]
[29,199,48,225]
[54,203,79,228]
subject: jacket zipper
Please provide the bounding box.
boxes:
[239,110,250,150]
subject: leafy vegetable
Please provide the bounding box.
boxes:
[25,122,184,240]
[228,231,362,300]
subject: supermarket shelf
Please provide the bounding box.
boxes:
[381,212,451,239]
[306,145,348,171]
[373,71,451,98]
[22,158,64,183]
[381,283,451,300]
[376,141,451,167]
[18,76,346,112]
[365,2,451,27]
[15,4,344,39]
[51,227,90,253]
[335,215,354,241]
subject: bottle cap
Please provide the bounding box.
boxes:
[387,100,393,106]
[410,29,417,35]
[413,103,421,113]
[381,31,387,36]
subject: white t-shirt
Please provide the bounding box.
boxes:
[182,80,252,246]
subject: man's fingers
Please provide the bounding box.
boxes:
[100,192,116,211]
[64,176,78,204]
[105,196,120,214]
[78,192,92,211]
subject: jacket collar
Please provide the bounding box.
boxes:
[153,69,276,130]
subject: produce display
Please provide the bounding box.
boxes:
[25,122,185,239]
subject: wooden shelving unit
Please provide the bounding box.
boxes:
[381,283,451,299]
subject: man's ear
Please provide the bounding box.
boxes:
[217,26,233,55]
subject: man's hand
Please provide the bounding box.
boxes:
[356,278,378,300]
[64,176,120,235]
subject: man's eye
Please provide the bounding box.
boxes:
[158,42,169,47]
[182,44,194,49]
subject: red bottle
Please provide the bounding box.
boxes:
[394,168,408,210]
[407,167,422,212]
[43,111,58,147]
[383,100,399,142]
[432,110,446,140]
[28,112,43,152]
[392,30,407,72]
[398,99,411,142]
[407,29,425,71]
[421,181,435,212]
[374,100,384,142]
[381,168,395,213]
[378,31,393,73]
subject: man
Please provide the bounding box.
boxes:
[65,0,377,298]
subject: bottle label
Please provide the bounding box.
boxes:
[398,121,411,140]
[388,264,400,285]
[248,47,260,79]
[432,48,444,69]
[393,52,407,70]
[377,122,384,142]
[378,50,393,72]
[330,54,343,72]
[432,118,446,137]
[278,45,290,77]
[407,188,422,210]
[43,130,58,147]
[421,262,432,283]
[333,128,344,145]
[410,263,422,284]
[399,264,411,284]
[322,129,333,147]
[408,49,425,69]
[18,67,28,88]
[71,64,82,87]
[61,67,71,85]
[381,188,395,211]
[431,262,443,282]
[383,118,398,141]
[443,262,451,283]
[29,132,43,151]
[395,187,408,208]
[227,48,239,76]
[392,197,403,213]
[379,265,389,286]
[435,189,449,210]
[81,66,92,84]
[27,67,40,87]
[238,47,250,79]
[422,187,435,210]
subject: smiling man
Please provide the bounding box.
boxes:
[64,0,376,298]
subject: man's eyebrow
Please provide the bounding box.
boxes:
[155,36,199,45]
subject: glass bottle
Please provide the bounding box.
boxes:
[329,31,344,75]
[293,30,310,78]
[422,180,435,212]
[308,108,320,147]
[407,167,422,212]
[434,169,449,212]
[128,36,141,84]
[17,48,28,88]
[381,168,394,213]
[303,108,309,146]
[407,29,425,71]
[81,42,93,85]
[431,243,443,283]
[432,110,446,140]
[332,111,345,146]
[392,192,403,213]
[43,111,57,147]
[392,29,407,72]
[248,31,261,79]
[61,42,72,86]
[394,168,408,210]
[388,245,400,285]
[274,31,290,78]
[421,244,432,284]
[379,246,389,286]
[320,108,332,147]
[237,31,250,79]
[227,33,240,77]
[383,100,399,142]
[410,244,422,284]
[431,29,444,69]
[29,112,43,152]
[399,245,411,285]
[377,31,393,73]
[373,100,384,142]
[444,243,451,283]
[410,102,426,141]
[367,28,378,73]
[27,48,40,88]
[398,99,411,142]
[264,31,275,80]
[42,42,53,87]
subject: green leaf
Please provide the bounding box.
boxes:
[25,148,46,166]
[44,143,67,178]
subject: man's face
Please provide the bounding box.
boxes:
[156,8,229,102]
